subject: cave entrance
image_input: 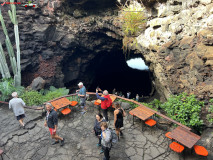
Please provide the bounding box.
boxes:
[86,50,153,99]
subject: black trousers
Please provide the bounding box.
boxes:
[102,146,110,160]
[102,109,108,121]
[99,137,101,145]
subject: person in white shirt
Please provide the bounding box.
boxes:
[9,92,26,127]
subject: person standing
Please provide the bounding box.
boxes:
[100,122,112,160]
[9,92,26,128]
[136,94,139,102]
[113,102,126,139]
[76,82,87,114]
[112,88,116,95]
[96,89,112,122]
[44,103,65,146]
[94,114,106,149]
[127,92,130,99]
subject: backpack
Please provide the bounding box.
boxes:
[110,129,118,144]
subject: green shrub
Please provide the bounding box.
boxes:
[209,105,213,113]
[20,90,43,106]
[0,78,24,101]
[42,86,69,102]
[42,91,64,102]
[161,93,204,129]
[207,99,213,124]
[209,99,213,103]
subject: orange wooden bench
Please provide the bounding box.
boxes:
[194,145,208,156]
[51,97,75,115]
[129,106,155,131]
[169,142,184,153]
[61,108,71,115]
[165,132,172,139]
[169,126,201,149]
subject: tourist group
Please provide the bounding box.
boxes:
[8,82,126,160]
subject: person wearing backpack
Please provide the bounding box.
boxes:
[94,114,106,149]
[96,88,112,122]
[113,102,126,139]
[100,122,112,160]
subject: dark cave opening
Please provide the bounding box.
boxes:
[87,51,152,98]
[63,48,153,99]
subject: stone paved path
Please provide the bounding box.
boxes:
[0,102,207,160]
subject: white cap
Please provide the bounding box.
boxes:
[78,82,83,86]
[12,92,18,97]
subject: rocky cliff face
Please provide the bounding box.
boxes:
[0,0,212,101]
[136,0,213,101]
[0,0,122,91]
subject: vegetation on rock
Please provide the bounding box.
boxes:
[117,0,147,53]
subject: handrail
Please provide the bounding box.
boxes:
[112,95,191,130]
[1,92,191,130]
[0,101,43,110]
[45,92,191,130]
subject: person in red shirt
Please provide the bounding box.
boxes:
[96,88,112,122]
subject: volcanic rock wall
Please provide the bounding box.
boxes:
[0,0,122,90]
[136,0,213,101]
[0,0,212,101]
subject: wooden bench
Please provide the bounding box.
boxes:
[169,126,201,149]
[129,106,155,122]
[51,98,75,115]
[129,106,155,131]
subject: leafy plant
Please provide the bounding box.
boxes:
[209,105,213,113]
[207,99,213,124]
[0,78,24,101]
[161,93,204,130]
[207,114,213,124]
[19,86,70,106]
[42,86,69,102]
[20,90,43,106]
[209,99,213,103]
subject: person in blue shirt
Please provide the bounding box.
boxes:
[76,82,87,114]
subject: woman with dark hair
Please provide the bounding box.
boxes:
[113,102,126,138]
[94,113,106,147]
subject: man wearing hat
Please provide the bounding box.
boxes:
[76,82,87,114]
[9,92,26,128]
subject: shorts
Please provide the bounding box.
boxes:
[80,97,86,106]
[16,114,25,120]
[49,128,56,135]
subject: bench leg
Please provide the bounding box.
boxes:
[142,121,145,132]
[133,115,134,125]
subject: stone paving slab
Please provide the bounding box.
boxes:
[0,102,209,160]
